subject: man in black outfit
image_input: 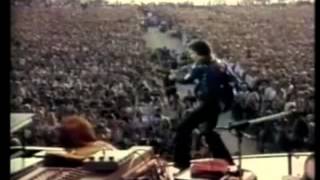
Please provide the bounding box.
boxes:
[163,73,178,101]
[170,40,235,170]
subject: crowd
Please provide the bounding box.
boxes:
[11,2,314,161]
[10,4,177,155]
[153,4,314,152]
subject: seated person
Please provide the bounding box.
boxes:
[58,115,117,158]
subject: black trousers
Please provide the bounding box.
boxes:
[174,99,235,169]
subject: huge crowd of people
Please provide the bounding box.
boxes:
[10,3,176,154]
[11,1,314,160]
[153,3,314,152]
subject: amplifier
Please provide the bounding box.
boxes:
[12,146,153,180]
[17,167,89,180]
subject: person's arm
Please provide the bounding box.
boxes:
[172,64,201,84]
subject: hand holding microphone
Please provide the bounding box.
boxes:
[169,70,178,81]
[284,101,297,112]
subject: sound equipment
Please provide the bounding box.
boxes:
[16,167,89,180]
[11,146,154,180]
[190,158,229,179]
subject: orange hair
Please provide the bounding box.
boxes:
[59,115,97,149]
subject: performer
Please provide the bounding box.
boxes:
[58,115,117,157]
[170,40,235,170]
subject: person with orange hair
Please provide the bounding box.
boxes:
[58,115,117,157]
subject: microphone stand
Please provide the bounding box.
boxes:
[235,130,243,180]
[228,110,295,180]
